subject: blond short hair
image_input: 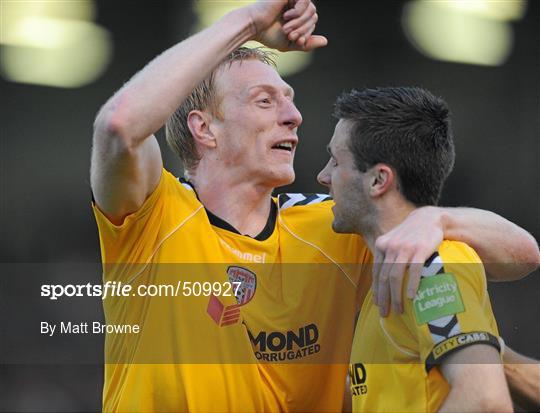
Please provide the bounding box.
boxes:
[165,47,277,174]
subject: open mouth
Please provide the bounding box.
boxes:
[271,142,294,152]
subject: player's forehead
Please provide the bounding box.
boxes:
[329,119,354,155]
[216,59,294,99]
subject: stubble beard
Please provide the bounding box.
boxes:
[333,192,377,237]
[331,206,359,234]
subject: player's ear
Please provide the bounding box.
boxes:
[369,164,394,197]
[187,110,217,149]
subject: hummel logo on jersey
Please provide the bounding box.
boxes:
[219,239,266,263]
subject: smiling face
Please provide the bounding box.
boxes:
[211,59,302,188]
[317,119,375,234]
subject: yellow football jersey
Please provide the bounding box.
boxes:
[349,240,501,412]
[93,169,371,412]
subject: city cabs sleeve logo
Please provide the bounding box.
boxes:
[413,273,465,325]
[425,331,501,372]
[207,266,257,327]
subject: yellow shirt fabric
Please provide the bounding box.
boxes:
[93,169,371,412]
[350,240,501,413]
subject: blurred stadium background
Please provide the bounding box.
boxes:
[1,0,539,411]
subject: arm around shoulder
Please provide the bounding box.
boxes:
[441,207,540,281]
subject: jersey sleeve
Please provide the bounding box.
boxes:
[401,241,501,372]
[92,168,199,266]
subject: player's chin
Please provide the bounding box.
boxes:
[331,218,344,234]
[331,214,354,234]
[271,165,295,187]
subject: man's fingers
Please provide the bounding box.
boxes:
[374,233,389,253]
[283,1,315,33]
[295,35,327,51]
[407,259,424,299]
[294,18,316,46]
[284,0,311,21]
[290,12,318,45]
[281,1,325,51]
[372,251,383,305]
[288,35,327,51]
[377,259,395,317]
[377,271,391,317]
[282,0,307,20]
[388,259,407,314]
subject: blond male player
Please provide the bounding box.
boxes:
[91,1,539,411]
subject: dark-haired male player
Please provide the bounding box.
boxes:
[91,0,538,411]
[318,87,536,411]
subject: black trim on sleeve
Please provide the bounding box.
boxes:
[425,331,501,372]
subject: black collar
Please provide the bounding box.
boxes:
[180,178,277,241]
[205,200,277,241]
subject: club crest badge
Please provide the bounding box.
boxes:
[227,266,257,306]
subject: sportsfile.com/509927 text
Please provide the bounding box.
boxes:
[41,281,242,301]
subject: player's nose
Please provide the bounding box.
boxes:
[317,162,331,188]
[280,99,302,130]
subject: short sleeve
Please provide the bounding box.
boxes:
[401,242,501,372]
[92,169,198,266]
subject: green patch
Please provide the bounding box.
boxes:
[413,273,464,325]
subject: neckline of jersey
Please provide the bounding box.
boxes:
[180,177,277,241]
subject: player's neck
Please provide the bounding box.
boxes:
[363,200,416,252]
[190,173,274,238]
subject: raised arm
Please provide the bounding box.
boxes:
[372,206,539,315]
[439,345,513,413]
[90,0,326,224]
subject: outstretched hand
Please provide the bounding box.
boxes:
[247,0,327,52]
[372,206,445,317]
